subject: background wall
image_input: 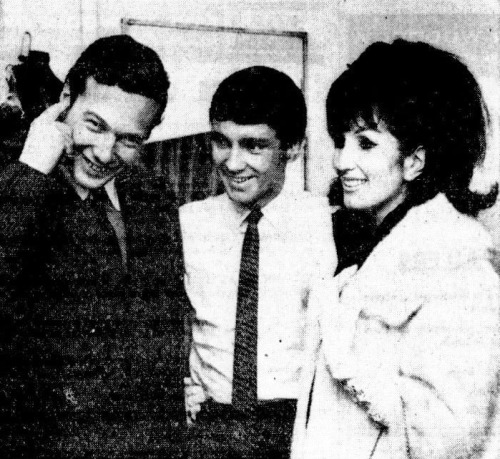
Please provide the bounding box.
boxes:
[0,0,498,245]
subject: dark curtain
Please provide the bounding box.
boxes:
[142,132,223,206]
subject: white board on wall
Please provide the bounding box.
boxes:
[122,19,306,141]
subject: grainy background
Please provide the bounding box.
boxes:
[0,0,498,456]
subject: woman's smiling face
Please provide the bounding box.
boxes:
[333,120,410,225]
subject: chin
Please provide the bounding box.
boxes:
[225,189,253,205]
[228,196,254,209]
[343,197,369,211]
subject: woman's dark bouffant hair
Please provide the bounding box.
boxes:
[326,39,498,215]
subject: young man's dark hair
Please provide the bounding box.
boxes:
[209,65,306,149]
[66,35,169,126]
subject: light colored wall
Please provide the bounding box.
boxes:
[1,0,498,243]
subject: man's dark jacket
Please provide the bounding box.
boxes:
[0,162,188,457]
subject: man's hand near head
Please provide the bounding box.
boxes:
[19,99,72,175]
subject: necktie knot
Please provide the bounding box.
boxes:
[247,208,263,226]
[88,186,109,207]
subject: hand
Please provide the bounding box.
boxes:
[184,377,207,425]
[19,99,73,175]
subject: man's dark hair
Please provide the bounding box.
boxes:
[209,66,306,149]
[65,35,169,127]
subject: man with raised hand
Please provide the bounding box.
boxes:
[181,66,336,458]
[0,35,188,457]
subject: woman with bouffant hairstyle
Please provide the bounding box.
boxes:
[292,39,499,459]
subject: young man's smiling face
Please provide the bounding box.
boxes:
[211,120,289,210]
[64,77,161,191]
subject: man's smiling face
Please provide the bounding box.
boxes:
[211,120,288,210]
[64,77,161,190]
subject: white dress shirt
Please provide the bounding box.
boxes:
[180,190,336,403]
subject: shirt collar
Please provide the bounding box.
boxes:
[59,165,121,211]
[77,179,121,211]
[223,190,288,234]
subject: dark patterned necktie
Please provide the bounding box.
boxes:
[88,187,128,269]
[87,186,109,211]
[232,207,263,413]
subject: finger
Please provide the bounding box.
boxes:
[64,135,74,158]
[185,384,204,396]
[186,392,205,404]
[191,393,206,404]
[55,122,74,157]
[192,407,201,416]
[38,98,71,122]
[185,386,200,396]
[183,377,193,386]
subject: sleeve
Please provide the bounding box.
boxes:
[155,183,193,422]
[323,259,500,459]
[0,161,57,452]
[395,261,499,459]
[0,161,55,309]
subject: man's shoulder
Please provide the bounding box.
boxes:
[278,190,331,223]
[180,194,226,225]
[0,161,65,199]
[286,190,329,210]
[118,171,178,209]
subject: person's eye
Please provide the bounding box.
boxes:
[358,136,377,150]
[85,119,105,133]
[119,137,142,149]
[241,140,269,154]
[211,135,230,149]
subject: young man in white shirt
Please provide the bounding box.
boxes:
[181,66,336,458]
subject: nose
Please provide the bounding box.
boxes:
[334,138,356,174]
[224,145,245,172]
[94,133,117,164]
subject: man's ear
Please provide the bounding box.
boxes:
[403,146,426,182]
[284,139,306,163]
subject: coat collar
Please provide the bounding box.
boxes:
[339,193,493,326]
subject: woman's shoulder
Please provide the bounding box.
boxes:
[384,193,493,269]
